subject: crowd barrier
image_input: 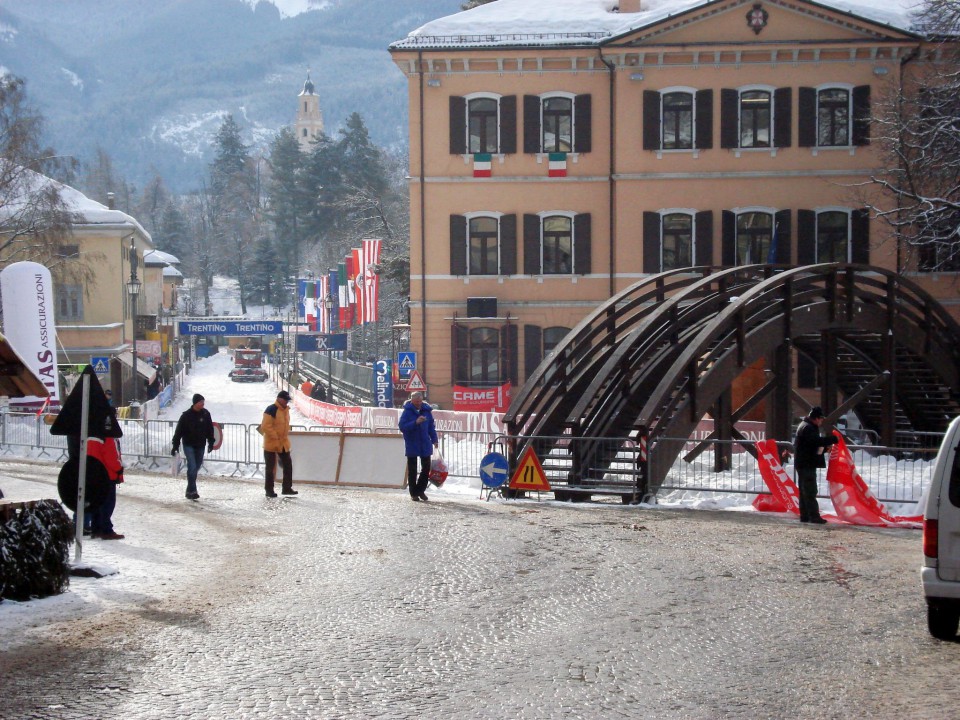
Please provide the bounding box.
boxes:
[0,401,939,504]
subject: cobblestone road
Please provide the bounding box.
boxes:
[2,466,958,719]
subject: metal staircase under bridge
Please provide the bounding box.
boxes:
[503,264,960,500]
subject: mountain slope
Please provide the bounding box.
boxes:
[0,0,462,190]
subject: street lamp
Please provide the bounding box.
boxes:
[126,238,142,404]
[323,292,334,395]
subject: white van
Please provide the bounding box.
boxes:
[922,415,960,639]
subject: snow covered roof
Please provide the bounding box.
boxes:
[390,0,922,50]
[0,164,152,242]
[144,249,180,266]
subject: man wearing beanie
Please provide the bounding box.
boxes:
[793,405,839,524]
[172,393,216,500]
[262,389,297,497]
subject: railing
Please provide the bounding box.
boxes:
[0,412,938,505]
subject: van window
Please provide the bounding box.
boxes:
[948,445,960,507]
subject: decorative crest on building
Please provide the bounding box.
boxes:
[746,3,769,34]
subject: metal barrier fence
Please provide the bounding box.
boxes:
[0,412,940,505]
[491,434,937,505]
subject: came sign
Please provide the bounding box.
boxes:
[296,333,348,352]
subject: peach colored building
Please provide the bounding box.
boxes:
[390,0,948,411]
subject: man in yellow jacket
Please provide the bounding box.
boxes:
[262,389,297,497]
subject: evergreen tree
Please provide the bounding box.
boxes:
[156,200,190,260]
[207,115,258,314]
[265,127,310,283]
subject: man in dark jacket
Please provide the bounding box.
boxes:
[398,391,438,502]
[172,393,216,500]
[793,406,838,524]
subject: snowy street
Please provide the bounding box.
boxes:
[1,351,958,718]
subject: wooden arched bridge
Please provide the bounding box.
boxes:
[503,264,960,499]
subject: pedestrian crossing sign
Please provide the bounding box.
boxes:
[398,351,416,378]
[91,356,110,374]
[508,446,551,492]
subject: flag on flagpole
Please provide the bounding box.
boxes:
[361,238,381,324]
[766,221,779,264]
[328,269,339,332]
[345,253,358,328]
[337,262,350,329]
[318,276,329,332]
[351,247,363,325]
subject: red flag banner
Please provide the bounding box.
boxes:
[344,254,357,328]
[361,238,381,324]
[826,432,922,528]
[351,247,363,326]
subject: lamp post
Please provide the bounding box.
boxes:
[126,238,142,405]
[324,292,334,394]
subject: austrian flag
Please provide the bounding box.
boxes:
[473,153,492,177]
[548,152,567,177]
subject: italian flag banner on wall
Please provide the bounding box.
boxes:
[473,153,492,177]
[548,152,567,177]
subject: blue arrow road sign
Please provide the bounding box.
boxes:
[479,451,509,488]
[91,356,110,374]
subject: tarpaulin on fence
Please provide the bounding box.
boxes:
[752,438,840,522]
[825,431,922,528]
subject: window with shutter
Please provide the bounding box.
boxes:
[662,213,694,270]
[816,211,850,262]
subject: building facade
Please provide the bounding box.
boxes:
[391,0,947,410]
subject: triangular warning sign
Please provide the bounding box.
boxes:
[508,446,551,492]
[405,369,426,392]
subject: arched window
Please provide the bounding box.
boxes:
[542,96,573,153]
[662,213,694,270]
[736,212,773,265]
[541,215,573,274]
[662,91,694,149]
[818,87,850,147]
[468,327,500,383]
[740,90,771,148]
[468,216,499,275]
[816,211,849,262]
[468,97,499,154]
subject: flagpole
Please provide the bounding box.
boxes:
[73,374,90,562]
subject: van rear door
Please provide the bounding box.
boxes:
[938,422,960,581]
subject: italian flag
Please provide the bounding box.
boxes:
[473,153,492,177]
[548,152,567,177]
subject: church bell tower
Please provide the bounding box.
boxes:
[295,71,324,151]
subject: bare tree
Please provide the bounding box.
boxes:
[0,76,79,273]
[865,1,960,271]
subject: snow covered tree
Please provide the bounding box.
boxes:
[866,1,960,271]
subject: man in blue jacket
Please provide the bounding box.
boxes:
[398,391,438,502]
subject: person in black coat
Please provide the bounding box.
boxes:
[171,393,216,500]
[793,406,839,524]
